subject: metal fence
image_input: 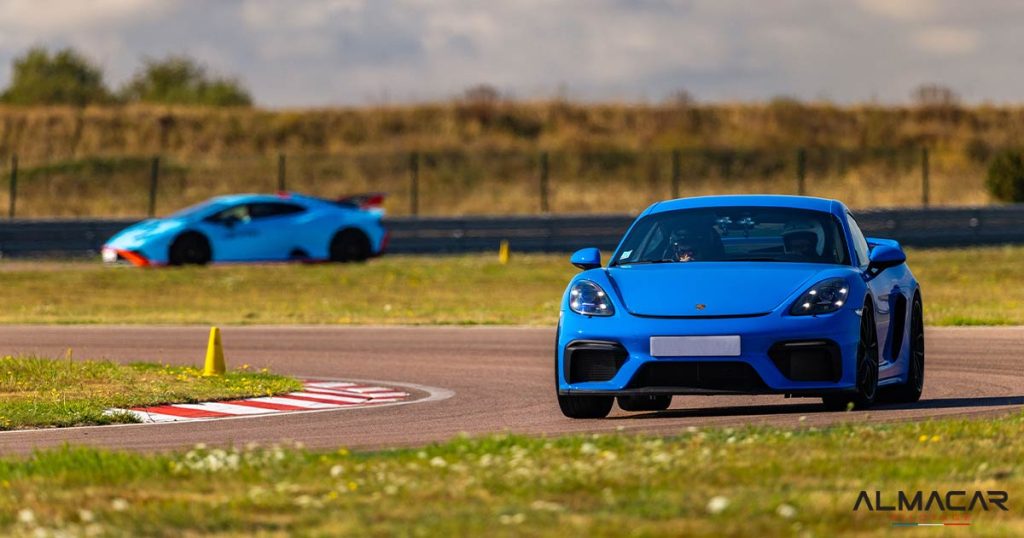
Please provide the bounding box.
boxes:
[1,147,984,220]
[2,205,1022,259]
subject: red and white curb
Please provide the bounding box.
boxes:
[106,381,411,423]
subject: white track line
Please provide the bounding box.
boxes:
[108,409,184,423]
[173,402,278,415]
[305,381,357,389]
[246,396,341,409]
[288,392,369,404]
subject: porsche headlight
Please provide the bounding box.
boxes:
[568,280,614,316]
[790,278,849,316]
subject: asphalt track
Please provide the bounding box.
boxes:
[0,326,1022,454]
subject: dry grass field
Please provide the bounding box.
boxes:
[0,101,1019,217]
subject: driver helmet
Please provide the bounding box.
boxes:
[782,219,825,255]
[669,228,703,261]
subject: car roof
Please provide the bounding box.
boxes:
[645,195,840,216]
[205,193,315,205]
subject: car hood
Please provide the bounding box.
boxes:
[105,219,183,248]
[606,262,830,317]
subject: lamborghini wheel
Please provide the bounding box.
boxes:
[823,298,879,411]
[889,294,925,403]
[168,233,211,266]
[618,395,672,412]
[329,229,371,262]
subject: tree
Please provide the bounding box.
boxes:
[462,84,502,105]
[665,89,696,108]
[911,84,960,108]
[0,47,112,106]
[120,55,252,106]
[986,150,1024,203]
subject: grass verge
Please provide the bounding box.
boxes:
[0,356,301,429]
[0,246,1021,326]
[0,414,1021,536]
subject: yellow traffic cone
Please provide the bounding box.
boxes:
[498,240,510,265]
[203,327,226,376]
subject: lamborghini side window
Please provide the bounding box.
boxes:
[846,213,870,267]
[208,204,251,223]
[249,202,306,219]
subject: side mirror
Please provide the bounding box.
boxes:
[222,215,240,229]
[868,244,906,271]
[570,248,601,270]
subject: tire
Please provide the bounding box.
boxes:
[822,298,879,411]
[558,394,614,419]
[168,233,211,266]
[888,294,925,403]
[329,229,371,262]
[554,323,613,419]
[618,395,672,412]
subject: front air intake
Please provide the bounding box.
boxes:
[768,340,842,382]
[564,341,628,384]
[627,361,768,392]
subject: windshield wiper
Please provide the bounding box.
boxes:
[615,259,676,266]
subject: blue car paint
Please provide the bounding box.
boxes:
[556,195,921,396]
[103,193,386,265]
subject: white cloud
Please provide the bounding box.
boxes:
[240,0,365,30]
[911,26,979,55]
[0,0,1020,105]
[857,0,939,21]
[0,0,168,33]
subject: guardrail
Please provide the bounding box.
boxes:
[1,205,1023,259]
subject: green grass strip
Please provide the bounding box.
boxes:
[1,246,1023,326]
[0,356,302,429]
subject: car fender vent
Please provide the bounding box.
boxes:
[889,295,908,361]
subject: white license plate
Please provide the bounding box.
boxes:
[101,248,118,263]
[650,336,741,357]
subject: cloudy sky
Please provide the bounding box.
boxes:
[0,0,1021,107]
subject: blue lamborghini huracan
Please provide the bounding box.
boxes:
[556,195,924,418]
[102,192,387,266]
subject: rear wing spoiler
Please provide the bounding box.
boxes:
[336,192,386,209]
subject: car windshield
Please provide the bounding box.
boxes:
[612,206,850,266]
[167,199,227,220]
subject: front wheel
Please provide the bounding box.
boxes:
[168,233,211,266]
[558,394,614,419]
[823,298,879,411]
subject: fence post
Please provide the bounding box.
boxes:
[671,149,682,199]
[921,147,930,207]
[8,155,17,219]
[409,152,419,216]
[148,156,160,217]
[796,147,807,196]
[539,151,550,213]
[277,153,287,192]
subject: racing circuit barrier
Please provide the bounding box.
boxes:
[1,205,1024,258]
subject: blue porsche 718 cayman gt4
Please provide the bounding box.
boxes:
[556,195,924,418]
[102,192,387,266]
